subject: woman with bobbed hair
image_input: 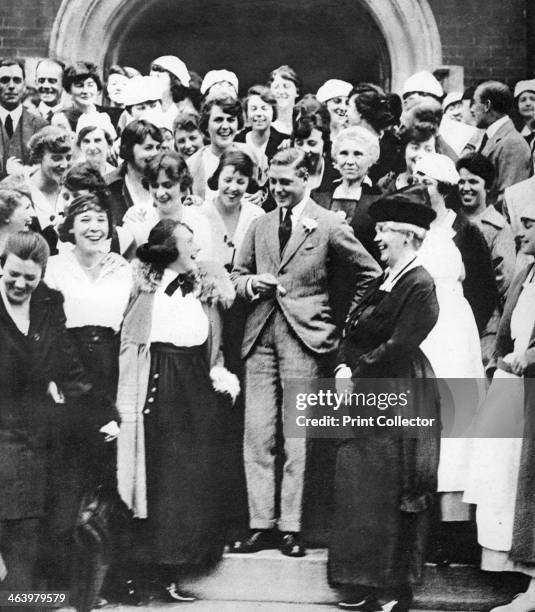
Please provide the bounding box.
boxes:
[514,80,535,161]
[0,187,34,251]
[125,151,212,259]
[28,126,73,254]
[76,123,116,177]
[63,62,103,116]
[0,230,117,596]
[268,65,302,135]
[379,121,437,194]
[316,79,352,140]
[116,218,237,602]
[187,97,245,200]
[235,85,288,163]
[150,55,198,119]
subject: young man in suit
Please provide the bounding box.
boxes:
[0,59,47,177]
[469,81,531,211]
[231,148,380,557]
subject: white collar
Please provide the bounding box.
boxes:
[38,100,62,118]
[485,115,510,139]
[332,182,363,200]
[379,255,420,292]
[280,195,308,223]
[0,104,23,130]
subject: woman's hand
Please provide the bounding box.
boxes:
[5,156,24,177]
[243,191,265,207]
[99,420,120,442]
[182,195,203,207]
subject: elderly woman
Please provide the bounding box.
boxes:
[330,126,382,261]
[268,65,301,136]
[0,230,116,594]
[116,219,236,601]
[27,126,73,254]
[316,79,352,140]
[330,187,440,611]
[0,186,34,250]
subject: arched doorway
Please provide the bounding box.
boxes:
[49,0,442,93]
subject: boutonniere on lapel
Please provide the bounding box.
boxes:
[301,217,318,233]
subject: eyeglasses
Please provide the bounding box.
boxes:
[0,76,23,85]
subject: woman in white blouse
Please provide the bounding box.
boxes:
[116,219,236,602]
[44,191,131,605]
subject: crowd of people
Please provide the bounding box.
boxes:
[0,53,535,612]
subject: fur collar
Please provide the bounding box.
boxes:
[131,259,235,309]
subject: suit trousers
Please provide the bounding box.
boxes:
[244,307,322,532]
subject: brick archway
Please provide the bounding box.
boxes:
[49,0,442,93]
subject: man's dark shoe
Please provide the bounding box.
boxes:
[280,532,306,557]
[229,529,280,553]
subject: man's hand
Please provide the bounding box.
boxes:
[100,420,120,442]
[251,273,279,297]
[504,352,529,376]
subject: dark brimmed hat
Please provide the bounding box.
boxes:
[370,185,436,230]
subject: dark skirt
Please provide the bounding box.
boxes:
[143,342,227,568]
[328,438,431,589]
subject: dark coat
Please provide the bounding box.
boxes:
[329,266,441,589]
[0,107,47,177]
[452,211,499,334]
[234,126,289,161]
[105,166,134,226]
[0,282,114,519]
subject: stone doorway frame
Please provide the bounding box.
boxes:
[49,0,442,93]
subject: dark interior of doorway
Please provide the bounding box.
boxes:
[115,0,391,94]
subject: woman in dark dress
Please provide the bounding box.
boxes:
[116,219,237,602]
[0,231,116,596]
[329,188,441,611]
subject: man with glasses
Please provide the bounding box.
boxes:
[35,59,65,123]
[0,59,47,177]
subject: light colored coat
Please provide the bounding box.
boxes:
[116,259,234,517]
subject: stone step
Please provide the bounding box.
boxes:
[181,550,527,610]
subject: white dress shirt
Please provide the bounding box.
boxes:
[0,104,23,133]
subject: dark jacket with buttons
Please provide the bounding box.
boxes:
[0,281,113,519]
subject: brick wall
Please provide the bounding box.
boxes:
[428,0,528,87]
[0,0,60,59]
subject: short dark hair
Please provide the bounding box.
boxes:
[58,192,113,244]
[477,81,513,115]
[199,97,243,136]
[399,122,438,148]
[63,162,108,193]
[76,125,114,148]
[1,231,49,272]
[119,119,163,164]
[0,58,25,79]
[207,149,257,192]
[349,84,394,132]
[143,151,193,192]
[243,85,278,122]
[270,148,309,179]
[28,126,72,165]
[136,218,193,274]
[456,152,495,187]
[173,113,201,136]
[63,61,102,93]
[292,110,330,155]
[0,189,28,225]
[267,65,302,96]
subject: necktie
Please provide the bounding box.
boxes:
[478,133,489,153]
[4,114,13,139]
[46,110,53,123]
[279,207,292,254]
[164,272,196,297]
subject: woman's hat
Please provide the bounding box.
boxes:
[316,79,352,103]
[414,152,460,185]
[402,71,443,99]
[514,79,535,98]
[76,111,117,140]
[152,56,190,87]
[370,185,436,229]
[122,76,163,106]
[200,69,239,95]
[442,91,463,111]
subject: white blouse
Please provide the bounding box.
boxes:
[149,268,209,347]
[45,250,132,332]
